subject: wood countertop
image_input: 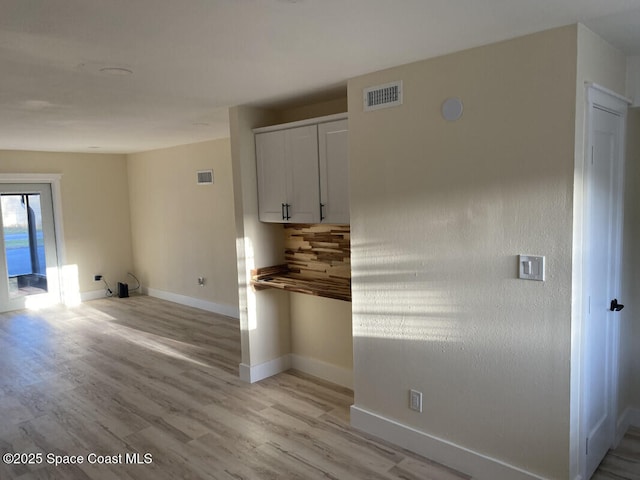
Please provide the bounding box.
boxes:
[251,265,351,302]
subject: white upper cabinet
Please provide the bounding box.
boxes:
[256,125,320,223]
[318,119,349,224]
[255,129,288,222]
[284,125,320,223]
[255,114,348,224]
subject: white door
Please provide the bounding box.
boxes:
[581,89,626,479]
[319,119,349,224]
[0,183,60,312]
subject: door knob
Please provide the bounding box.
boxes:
[610,299,624,312]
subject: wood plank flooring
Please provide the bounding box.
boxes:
[0,296,469,480]
[594,426,640,480]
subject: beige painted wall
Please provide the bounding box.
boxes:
[0,150,133,295]
[620,107,640,413]
[279,97,348,124]
[348,26,578,479]
[229,106,290,368]
[290,293,352,369]
[127,139,239,312]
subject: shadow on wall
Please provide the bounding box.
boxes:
[350,234,568,475]
[350,239,558,353]
[348,165,571,477]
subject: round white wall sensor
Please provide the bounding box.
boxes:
[441,97,463,121]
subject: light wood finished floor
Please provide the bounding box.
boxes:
[594,426,640,480]
[0,296,469,480]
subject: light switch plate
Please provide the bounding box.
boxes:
[519,255,545,281]
[409,389,423,412]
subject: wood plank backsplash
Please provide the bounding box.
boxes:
[284,224,351,281]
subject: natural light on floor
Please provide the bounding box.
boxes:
[23,264,80,310]
[111,323,212,368]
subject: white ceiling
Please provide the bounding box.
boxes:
[1,0,640,154]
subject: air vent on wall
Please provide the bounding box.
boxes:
[197,170,213,185]
[363,80,403,111]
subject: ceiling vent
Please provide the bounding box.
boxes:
[363,81,403,111]
[197,170,213,185]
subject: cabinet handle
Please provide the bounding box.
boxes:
[320,203,325,221]
[285,203,291,220]
[281,203,286,220]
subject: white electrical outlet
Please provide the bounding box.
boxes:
[409,389,423,412]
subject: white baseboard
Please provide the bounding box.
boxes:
[80,288,239,320]
[80,289,107,302]
[145,287,240,319]
[238,353,353,389]
[239,355,291,383]
[290,354,353,389]
[350,405,548,480]
[615,406,640,447]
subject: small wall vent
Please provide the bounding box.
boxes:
[197,169,213,185]
[363,81,403,111]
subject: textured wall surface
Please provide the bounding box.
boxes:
[348,26,578,479]
[230,106,290,367]
[620,108,640,413]
[127,139,239,311]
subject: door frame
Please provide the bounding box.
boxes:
[0,173,66,306]
[572,83,629,480]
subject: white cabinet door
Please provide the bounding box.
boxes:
[256,130,288,222]
[286,125,320,223]
[318,120,349,224]
[256,125,320,223]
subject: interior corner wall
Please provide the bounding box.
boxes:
[0,150,133,296]
[627,56,640,107]
[229,106,291,374]
[229,97,350,382]
[126,139,239,316]
[620,107,640,417]
[348,25,577,480]
[573,23,627,197]
[290,292,353,385]
[279,97,354,385]
[279,97,348,124]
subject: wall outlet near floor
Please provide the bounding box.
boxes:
[409,389,423,412]
[197,277,205,287]
[94,274,102,281]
